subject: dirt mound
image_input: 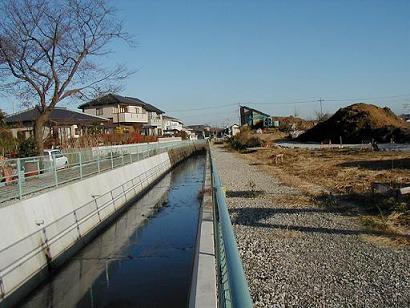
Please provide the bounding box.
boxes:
[271,115,316,131]
[298,103,410,143]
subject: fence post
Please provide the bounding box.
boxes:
[79,152,83,179]
[16,158,23,199]
[53,155,58,187]
[110,150,114,169]
[97,151,100,173]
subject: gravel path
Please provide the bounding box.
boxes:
[212,146,410,307]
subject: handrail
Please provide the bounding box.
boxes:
[210,152,253,308]
[0,140,198,205]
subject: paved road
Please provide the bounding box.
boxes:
[212,146,409,307]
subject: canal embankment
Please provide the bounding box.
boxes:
[0,141,206,307]
[18,154,207,307]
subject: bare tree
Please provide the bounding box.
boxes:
[315,110,331,122]
[0,0,133,152]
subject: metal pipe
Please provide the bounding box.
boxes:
[211,154,253,308]
[17,158,23,199]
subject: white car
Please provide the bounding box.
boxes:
[43,149,68,169]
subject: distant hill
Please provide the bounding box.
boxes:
[297,103,410,143]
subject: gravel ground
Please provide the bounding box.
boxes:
[212,146,410,307]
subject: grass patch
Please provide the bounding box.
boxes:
[236,145,410,244]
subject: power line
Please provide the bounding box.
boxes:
[318,97,324,115]
[165,93,410,114]
[324,94,410,102]
[165,103,235,113]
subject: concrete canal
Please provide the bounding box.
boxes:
[17,154,206,307]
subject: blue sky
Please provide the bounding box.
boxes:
[3,0,410,126]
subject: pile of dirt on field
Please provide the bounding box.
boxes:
[271,115,317,131]
[297,103,410,143]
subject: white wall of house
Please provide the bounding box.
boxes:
[83,105,148,124]
[164,119,183,131]
[84,106,115,119]
[231,125,240,136]
[147,112,163,129]
[10,125,80,141]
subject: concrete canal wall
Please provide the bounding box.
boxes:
[0,143,206,307]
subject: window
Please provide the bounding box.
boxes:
[119,106,127,113]
[96,108,103,116]
[50,150,63,158]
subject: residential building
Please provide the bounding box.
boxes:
[240,105,270,127]
[400,113,410,122]
[185,124,211,139]
[225,124,240,137]
[162,116,183,136]
[78,94,164,135]
[4,107,110,142]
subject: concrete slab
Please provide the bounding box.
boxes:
[189,154,217,308]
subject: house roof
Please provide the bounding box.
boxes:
[78,93,164,114]
[163,115,183,124]
[240,105,270,117]
[5,107,109,125]
[186,124,210,130]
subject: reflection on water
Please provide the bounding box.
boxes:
[19,155,206,308]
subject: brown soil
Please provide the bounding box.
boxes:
[271,115,317,131]
[298,103,410,143]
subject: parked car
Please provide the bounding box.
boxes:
[43,149,68,170]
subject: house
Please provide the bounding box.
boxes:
[240,105,270,127]
[4,107,110,142]
[78,94,165,136]
[225,124,240,137]
[185,124,211,139]
[400,114,410,122]
[182,127,196,140]
[162,116,183,136]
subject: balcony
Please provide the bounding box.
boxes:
[148,118,163,127]
[114,112,148,124]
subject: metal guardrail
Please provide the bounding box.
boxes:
[0,160,169,299]
[210,152,253,308]
[0,140,194,205]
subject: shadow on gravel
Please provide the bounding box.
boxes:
[225,190,265,198]
[229,207,408,239]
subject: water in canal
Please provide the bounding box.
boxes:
[18,154,206,308]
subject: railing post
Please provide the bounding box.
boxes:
[16,158,23,199]
[96,151,100,173]
[110,150,114,169]
[53,155,58,187]
[79,152,83,179]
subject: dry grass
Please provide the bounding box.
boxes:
[242,147,410,195]
[233,145,410,244]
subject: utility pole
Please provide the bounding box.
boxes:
[318,97,324,116]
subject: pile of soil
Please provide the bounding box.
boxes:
[271,116,317,131]
[297,103,410,143]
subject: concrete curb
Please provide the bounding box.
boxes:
[189,152,217,308]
